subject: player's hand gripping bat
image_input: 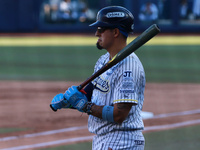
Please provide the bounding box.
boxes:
[50,24,160,111]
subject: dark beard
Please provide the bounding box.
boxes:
[96,42,103,50]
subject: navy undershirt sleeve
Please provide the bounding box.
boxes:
[84,82,94,102]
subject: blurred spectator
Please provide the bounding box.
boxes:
[180,0,189,19]
[158,0,170,20]
[78,0,96,23]
[79,7,96,23]
[57,0,75,21]
[43,0,96,23]
[57,0,96,23]
[139,1,159,24]
[43,0,61,22]
[193,0,200,19]
[158,0,164,19]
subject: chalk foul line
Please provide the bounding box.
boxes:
[0,136,94,150]
[0,109,200,142]
[1,119,200,150]
[150,109,200,119]
[144,119,200,131]
[0,126,87,142]
[0,109,200,150]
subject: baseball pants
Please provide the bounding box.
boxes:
[92,130,145,150]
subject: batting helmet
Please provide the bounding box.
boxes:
[89,6,134,33]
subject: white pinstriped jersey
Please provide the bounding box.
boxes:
[88,52,146,136]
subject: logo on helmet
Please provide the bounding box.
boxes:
[106,12,125,18]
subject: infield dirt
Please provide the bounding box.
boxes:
[0,81,200,149]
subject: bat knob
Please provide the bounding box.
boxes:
[50,104,57,112]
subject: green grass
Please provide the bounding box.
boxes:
[0,46,104,81]
[136,45,200,83]
[144,125,200,150]
[39,125,200,150]
[40,141,92,150]
[0,128,28,134]
[0,45,199,82]
[0,37,199,150]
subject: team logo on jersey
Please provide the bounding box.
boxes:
[93,76,110,93]
[123,71,133,81]
[120,82,135,94]
[120,89,134,93]
[123,71,132,78]
[121,71,135,94]
[106,12,125,18]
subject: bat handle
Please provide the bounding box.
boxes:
[50,104,57,112]
[77,85,87,94]
[77,85,83,91]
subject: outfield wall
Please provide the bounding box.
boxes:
[0,0,200,33]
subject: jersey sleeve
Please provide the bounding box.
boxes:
[113,54,145,105]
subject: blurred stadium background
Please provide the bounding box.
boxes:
[0,0,200,150]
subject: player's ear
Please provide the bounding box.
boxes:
[113,28,120,38]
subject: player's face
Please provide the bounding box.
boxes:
[95,27,115,50]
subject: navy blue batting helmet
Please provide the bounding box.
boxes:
[89,6,134,33]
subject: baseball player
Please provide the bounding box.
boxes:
[51,6,145,150]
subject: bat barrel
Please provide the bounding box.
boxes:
[78,24,160,90]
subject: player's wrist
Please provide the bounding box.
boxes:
[102,105,114,122]
[82,102,95,115]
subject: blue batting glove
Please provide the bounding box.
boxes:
[64,86,88,112]
[51,93,71,111]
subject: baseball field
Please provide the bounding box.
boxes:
[0,34,200,150]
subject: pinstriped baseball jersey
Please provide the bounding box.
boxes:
[88,52,146,136]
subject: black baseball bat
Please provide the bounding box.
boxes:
[77,24,160,90]
[50,24,160,111]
